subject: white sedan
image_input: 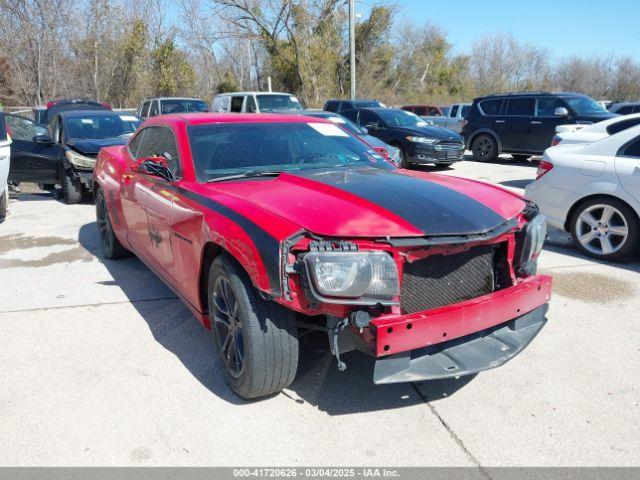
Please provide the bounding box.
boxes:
[526,125,640,261]
[552,113,640,146]
[0,116,10,220]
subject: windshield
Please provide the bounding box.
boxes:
[161,99,208,114]
[322,114,364,136]
[256,95,303,112]
[187,122,395,181]
[564,96,608,116]
[377,109,429,127]
[65,114,141,139]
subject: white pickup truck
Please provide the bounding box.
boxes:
[424,103,471,133]
[0,115,10,220]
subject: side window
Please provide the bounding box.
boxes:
[148,100,159,117]
[450,105,459,117]
[141,101,151,117]
[128,130,145,158]
[341,110,358,123]
[5,115,47,141]
[416,107,427,116]
[633,106,640,113]
[325,101,338,112]
[340,101,353,112]
[230,96,244,113]
[359,110,380,127]
[617,106,633,115]
[135,126,181,178]
[505,98,535,116]
[621,136,640,158]
[607,118,640,135]
[536,98,564,117]
[478,99,503,116]
[245,95,257,113]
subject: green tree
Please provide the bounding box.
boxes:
[151,37,196,97]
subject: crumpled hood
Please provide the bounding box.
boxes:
[395,125,463,141]
[66,136,130,156]
[208,167,525,238]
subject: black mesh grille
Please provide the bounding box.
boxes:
[401,245,495,314]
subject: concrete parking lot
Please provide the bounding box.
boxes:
[0,157,638,466]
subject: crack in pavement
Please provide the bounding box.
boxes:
[0,296,179,314]
[411,383,492,478]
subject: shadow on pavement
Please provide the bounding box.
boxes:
[78,221,476,412]
[499,179,533,189]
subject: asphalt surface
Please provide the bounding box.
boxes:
[0,157,638,466]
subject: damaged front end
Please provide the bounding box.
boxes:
[281,207,552,383]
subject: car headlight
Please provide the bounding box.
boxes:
[66,150,96,168]
[406,136,437,144]
[515,214,547,275]
[303,251,399,304]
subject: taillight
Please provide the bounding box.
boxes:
[46,100,59,108]
[551,135,561,146]
[536,160,553,179]
[101,102,113,110]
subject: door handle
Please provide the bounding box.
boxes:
[531,121,542,125]
[495,120,505,124]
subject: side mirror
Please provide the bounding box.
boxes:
[364,122,380,131]
[554,107,569,117]
[135,156,176,182]
[33,134,54,144]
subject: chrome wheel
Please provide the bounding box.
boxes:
[575,203,629,256]
[212,276,244,378]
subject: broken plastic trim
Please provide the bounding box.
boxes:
[381,217,519,248]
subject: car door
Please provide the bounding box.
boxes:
[358,110,390,143]
[528,97,568,152]
[5,114,62,183]
[499,97,535,152]
[120,126,180,281]
[615,135,640,204]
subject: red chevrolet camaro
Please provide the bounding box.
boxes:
[93,113,552,399]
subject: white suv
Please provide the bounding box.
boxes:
[211,92,303,113]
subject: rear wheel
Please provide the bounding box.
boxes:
[471,134,498,162]
[570,197,639,261]
[208,255,299,399]
[0,191,6,220]
[60,165,82,204]
[95,188,129,259]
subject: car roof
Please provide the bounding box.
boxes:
[146,112,332,126]
[214,92,295,97]
[60,109,137,119]
[474,92,589,101]
[144,97,205,102]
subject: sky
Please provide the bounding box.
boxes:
[357,0,640,61]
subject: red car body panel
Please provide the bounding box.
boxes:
[94,113,552,366]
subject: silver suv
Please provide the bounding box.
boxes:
[211,92,303,113]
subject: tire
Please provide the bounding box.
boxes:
[208,255,299,399]
[95,188,129,259]
[60,165,82,204]
[471,134,498,162]
[0,191,6,220]
[570,197,639,261]
[394,145,410,169]
[511,154,530,162]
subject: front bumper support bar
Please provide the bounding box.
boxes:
[373,304,548,384]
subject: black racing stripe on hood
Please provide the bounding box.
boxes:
[291,168,507,236]
[176,187,282,296]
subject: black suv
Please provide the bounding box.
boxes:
[342,107,464,168]
[462,92,617,162]
[324,99,385,113]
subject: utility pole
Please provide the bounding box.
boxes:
[349,0,356,100]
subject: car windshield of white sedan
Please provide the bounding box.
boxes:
[564,96,608,116]
[256,95,303,112]
[377,110,428,127]
[188,122,395,181]
[66,115,142,139]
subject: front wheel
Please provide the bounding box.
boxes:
[471,134,498,162]
[570,198,639,261]
[208,255,299,399]
[60,165,82,204]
